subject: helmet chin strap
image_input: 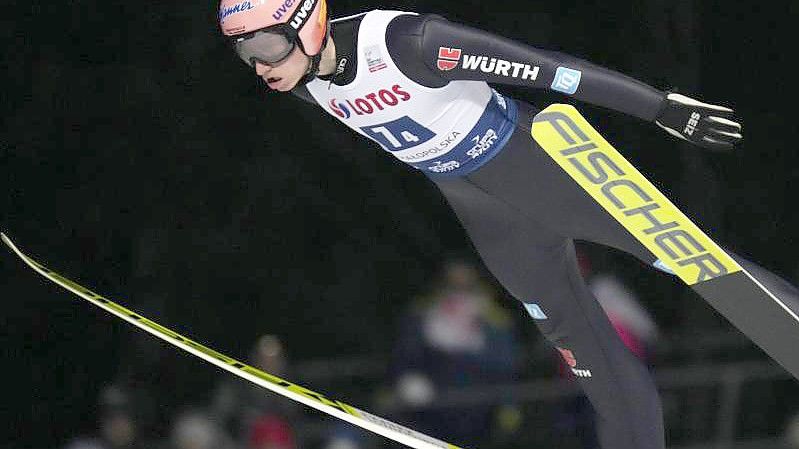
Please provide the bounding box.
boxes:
[296,23,330,87]
[297,52,323,86]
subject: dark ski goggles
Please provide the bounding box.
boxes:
[233,25,300,67]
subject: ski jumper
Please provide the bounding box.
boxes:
[291,10,799,449]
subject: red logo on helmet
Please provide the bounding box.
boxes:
[437,47,462,71]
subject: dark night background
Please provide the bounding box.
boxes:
[2,1,798,448]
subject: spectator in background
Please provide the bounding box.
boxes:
[389,258,522,446]
[211,335,304,444]
[63,383,151,449]
[246,414,296,449]
[576,248,659,361]
[589,274,660,363]
[322,422,371,449]
[785,411,799,449]
[165,408,236,449]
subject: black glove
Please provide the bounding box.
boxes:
[655,93,743,151]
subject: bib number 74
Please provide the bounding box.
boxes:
[361,116,435,151]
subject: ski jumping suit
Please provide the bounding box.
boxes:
[292,10,799,449]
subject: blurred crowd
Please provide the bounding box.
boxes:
[63,335,303,449]
[59,254,799,449]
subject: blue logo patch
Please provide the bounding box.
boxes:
[551,67,582,95]
[524,303,548,320]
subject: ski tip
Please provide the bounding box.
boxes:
[1,232,11,247]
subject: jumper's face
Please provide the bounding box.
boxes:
[253,46,310,92]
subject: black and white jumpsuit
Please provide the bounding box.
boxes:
[291,9,799,449]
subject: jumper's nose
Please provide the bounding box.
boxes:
[254,60,271,77]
